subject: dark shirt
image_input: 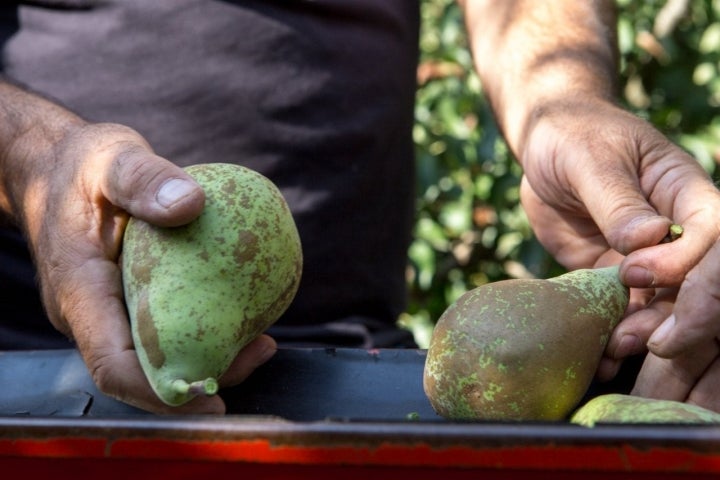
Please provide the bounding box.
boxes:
[0,0,420,348]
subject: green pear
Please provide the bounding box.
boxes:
[423,267,629,421]
[122,163,302,406]
[572,394,720,427]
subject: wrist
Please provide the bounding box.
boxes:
[516,95,636,169]
[505,93,619,162]
[461,0,620,158]
[0,81,86,223]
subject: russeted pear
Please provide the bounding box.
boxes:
[122,163,303,406]
[572,394,720,427]
[423,267,629,421]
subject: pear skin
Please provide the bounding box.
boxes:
[122,163,302,406]
[572,394,720,426]
[423,267,629,421]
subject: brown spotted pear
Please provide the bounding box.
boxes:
[423,267,629,421]
[122,163,302,406]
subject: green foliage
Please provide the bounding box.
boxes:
[402,0,720,347]
[617,0,720,172]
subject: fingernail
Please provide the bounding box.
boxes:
[648,315,675,347]
[624,265,655,287]
[615,334,643,358]
[157,178,197,208]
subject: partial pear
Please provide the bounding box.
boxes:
[122,163,302,406]
[572,394,720,426]
[423,267,629,421]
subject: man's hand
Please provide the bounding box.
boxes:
[459,0,720,412]
[3,110,276,413]
[628,239,720,413]
[519,98,720,412]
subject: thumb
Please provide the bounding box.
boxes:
[97,131,205,227]
[109,152,204,227]
[574,164,672,256]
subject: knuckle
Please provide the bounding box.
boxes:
[88,353,125,401]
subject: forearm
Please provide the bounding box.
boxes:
[459,0,619,158]
[0,79,85,229]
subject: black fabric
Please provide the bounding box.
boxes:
[0,0,420,349]
[0,227,74,349]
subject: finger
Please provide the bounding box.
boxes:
[105,151,205,226]
[569,160,672,256]
[622,216,719,289]
[91,127,205,227]
[624,285,656,317]
[605,287,675,360]
[646,242,720,357]
[596,356,624,382]
[621,171,720,289]
[520,176,613,269]
[90,346,228,415]
[595,287,659,382]
[631,342,718,402]
[686,354,720,413]
[598,287,675,383]
[218,334,277,387]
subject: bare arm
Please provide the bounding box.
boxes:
[459,0,619,156]
[0,79,201,230]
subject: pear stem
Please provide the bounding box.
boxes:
[661,224,684,243]
[171,377,219,397]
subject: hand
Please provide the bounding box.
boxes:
[519,97,718,270]
[629,239,720,412]
[24,122,276,414]
[460,0,720,410]
[517,97,720,406]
